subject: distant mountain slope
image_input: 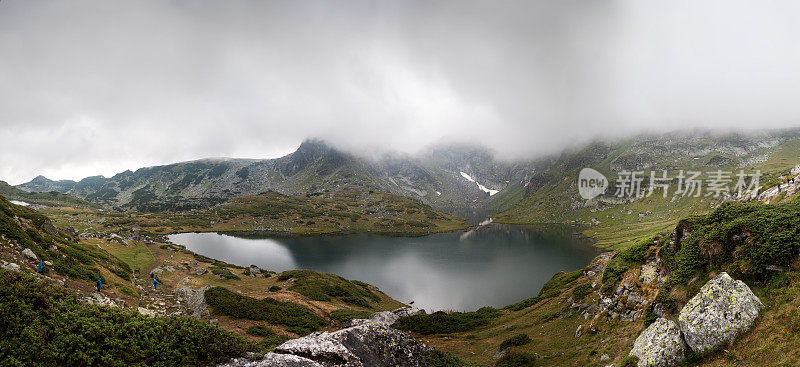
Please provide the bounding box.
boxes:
[18,140,530,216]
[0,180,92,207]
[494,129,800,247]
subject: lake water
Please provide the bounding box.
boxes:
[168,224,602,311]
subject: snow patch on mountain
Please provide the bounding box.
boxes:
[460,172,499,196]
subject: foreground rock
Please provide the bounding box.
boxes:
[629,318,687,367]
[678,272,763,354]
[219,323,431,367]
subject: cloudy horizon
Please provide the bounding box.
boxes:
[3,0,800,185]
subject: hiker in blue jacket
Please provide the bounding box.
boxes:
[37,260,44,273]
[96,276,102,292]
[153,276,159,289]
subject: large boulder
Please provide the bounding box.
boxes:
[174,285,211,318]
[678,272,763,354]
[227,324,431,367]
[629,318,687,367]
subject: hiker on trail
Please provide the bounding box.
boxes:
[153,277,159,289]
[96,277,102,292]
[37,260,44,274]
[149,272,154,279]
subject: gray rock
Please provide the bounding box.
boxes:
[174,285,211,318]
[219,353,321,367]
[196,267,208,276]
[575,324,583,338]
[493,348,509,360]
[22,248,38,260]
[137,307,157,317]
[249,265,261,274]
[678,272,763,354]
[392,307,425,318]
[345,307,425,327]
[640,261,658,284]
[1,261,20,271]
[629,318,687,367]
[84,292,121,308]
[271,323,431,367]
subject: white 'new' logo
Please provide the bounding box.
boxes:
[578,168,608,200]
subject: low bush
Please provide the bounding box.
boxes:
[0,269,248,366]
[426,349,470,367]
[277,270,379,306]
[210,266,241,280]
[664,202,800,283]
[330,309,372,324]
[268,285,282,292]
[204,286,325,335]
[495,351,537,367]
[246,325,275,337]
[499,333,531,351]
[571,283,593,300]
[394,307,501,335]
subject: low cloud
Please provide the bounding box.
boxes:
[2,0,800,184]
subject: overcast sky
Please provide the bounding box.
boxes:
[2,0,800,184]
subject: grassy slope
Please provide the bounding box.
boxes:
[423,200,800,366]
[0,179,93,208]
[0,194,407,358]
[494,138,800,251]
[41,190,466,238]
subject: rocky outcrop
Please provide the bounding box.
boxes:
[629,272,763,366]
[678,272,763,354]
[219,323,431,367]
[22,248,37,260]
[344,307,424,328]
[174,285,211,318]
[221,353,321,367]
[195,267,208,276]
[629,318,687,367]
[1,260,20,271]
[82,292,122,308]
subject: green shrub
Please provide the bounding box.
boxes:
[0,269,248,366]
[330,309,372,324]
[621,355,639,367]
[210,266,241,280]
[666,202,800,283]
[277,270,379,306]
[246,325,275,337]
[394,307,501,335]
[204,286,325,335]
[602,260,628,291]
[618,238,652,263]
[426,349,470,367]
[499,333,531,351]
[268,285,282,292]
[571,283,593,300]
[495,351,537,367]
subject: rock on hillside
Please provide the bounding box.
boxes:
[173,285,211,319]
[629,318,687,367]
[218,323,431,367]
[678,272,763,354]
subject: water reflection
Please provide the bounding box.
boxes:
[169,224,602,311]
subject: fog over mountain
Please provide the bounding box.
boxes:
[2,0,800,184]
